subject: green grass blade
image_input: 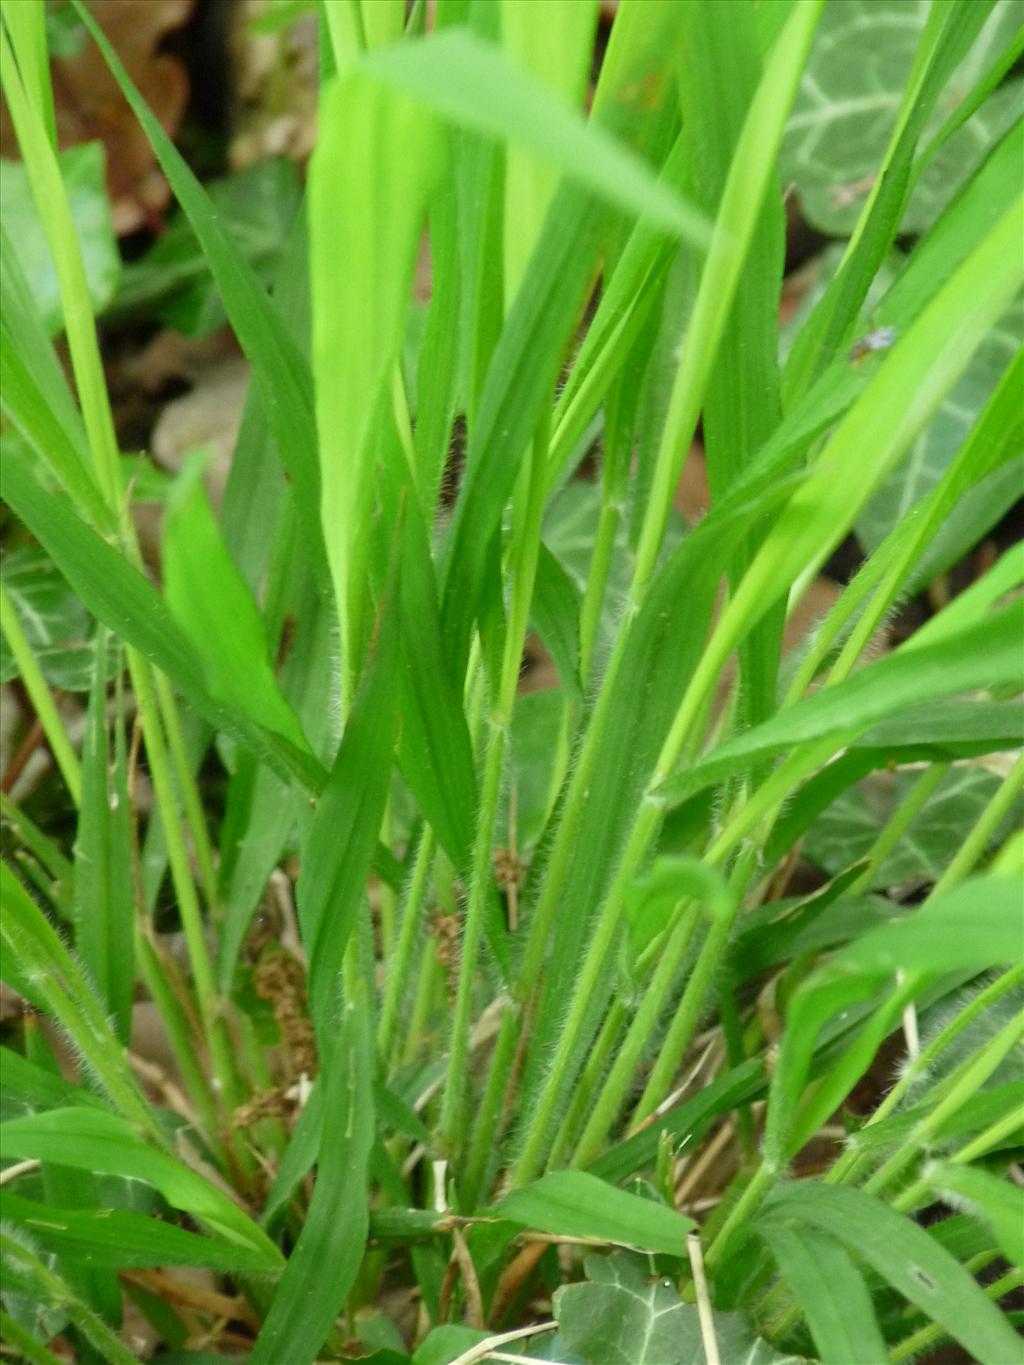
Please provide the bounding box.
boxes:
[219,205,309,591]
[0,12,120,505]
[250,981,374,1364]
[658,598,1024,809]
[311,68,442,702]
[1,865,154,1130]
[0,224,111,531]
[440,184,606,670]
[3,445,327,795]
[358,27,710,246]
[783,0,1001,405]
[371,425,483,890]
[879,119,1021,329]
[0,1107,282,1265]
[629,0,824,599]
[531,544,583,703]
[765,874,1024,1169]
[71,0,326,577]
[297,577,400,1036]
[789,345,1023,699]
[494,1169,693,1254]
[676,0,785,732]
[0,579,81,805]
[925,1162,1024,1267]
[0,1044,108,1116]
[72,631,133,1042]
[760,1181,1021,1364]
[0,797,73,906]
[667,196,1023,758]
[0,1189,282,1275]
[591,1060,766,1185]
[163,463,313,755]
[500,0,599,294]
[916,18,1024,174]
[413,179,462,516]
[757,1221,888,1365]
[763,699,1024,866]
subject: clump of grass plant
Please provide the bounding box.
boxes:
[1,0,1022,1362]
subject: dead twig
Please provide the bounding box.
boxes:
[119,1269,259,1329]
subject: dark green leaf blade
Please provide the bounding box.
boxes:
[761,1181,1021,1364]
[658,599,1024,807]
[0,1190,282,1275]
[73,631,133,1042]
[250,982,374,1365]
[2,445,326,795]
[297,581,400,1035]
[758,1221,888,1365]
[71,0,326,577]
[0,1108,282,1265]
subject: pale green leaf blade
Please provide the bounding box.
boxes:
[925,1161,1024,1267]
[2,445,327,795]
[762,1181,1021,1364]
[310,67,442,691]
[358,28,711,245]
[0,1108,282,1265]
[757,1221,887,1365]
[250,984,374,1364]
[297,580,399,1034]
[72,631,133,1042]
[71,0,326,577]
[163,464,313,754]
[658,598,1024,807]
[495,1171,694,1254]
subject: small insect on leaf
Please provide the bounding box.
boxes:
[848,326,898,364]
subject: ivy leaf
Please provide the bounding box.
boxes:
[553,1253,806,1365]
[857,295,1023,551]
[113,158,302,337]
[0,142,120,336]
[783,246,1022,554]
[0,544,101,692]
[781,0,1022,236]
[804,764,1018,890]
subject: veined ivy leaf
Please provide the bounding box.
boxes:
[0,141,120,336]
[541,480,685,661]
[553,1253,806,1365]
[857,294,1023,551]
[113,157,302,338]
[0,543,103,692]
[543,481,629,597]
[804,763,1018,890]
[781,0,1023,236]
[783,246,1022,553]
[501,688,566,853]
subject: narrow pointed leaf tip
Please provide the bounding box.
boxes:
[358,28,712,247]
[495,1169,694,1254]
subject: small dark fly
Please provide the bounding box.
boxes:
[848,326,897,364]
